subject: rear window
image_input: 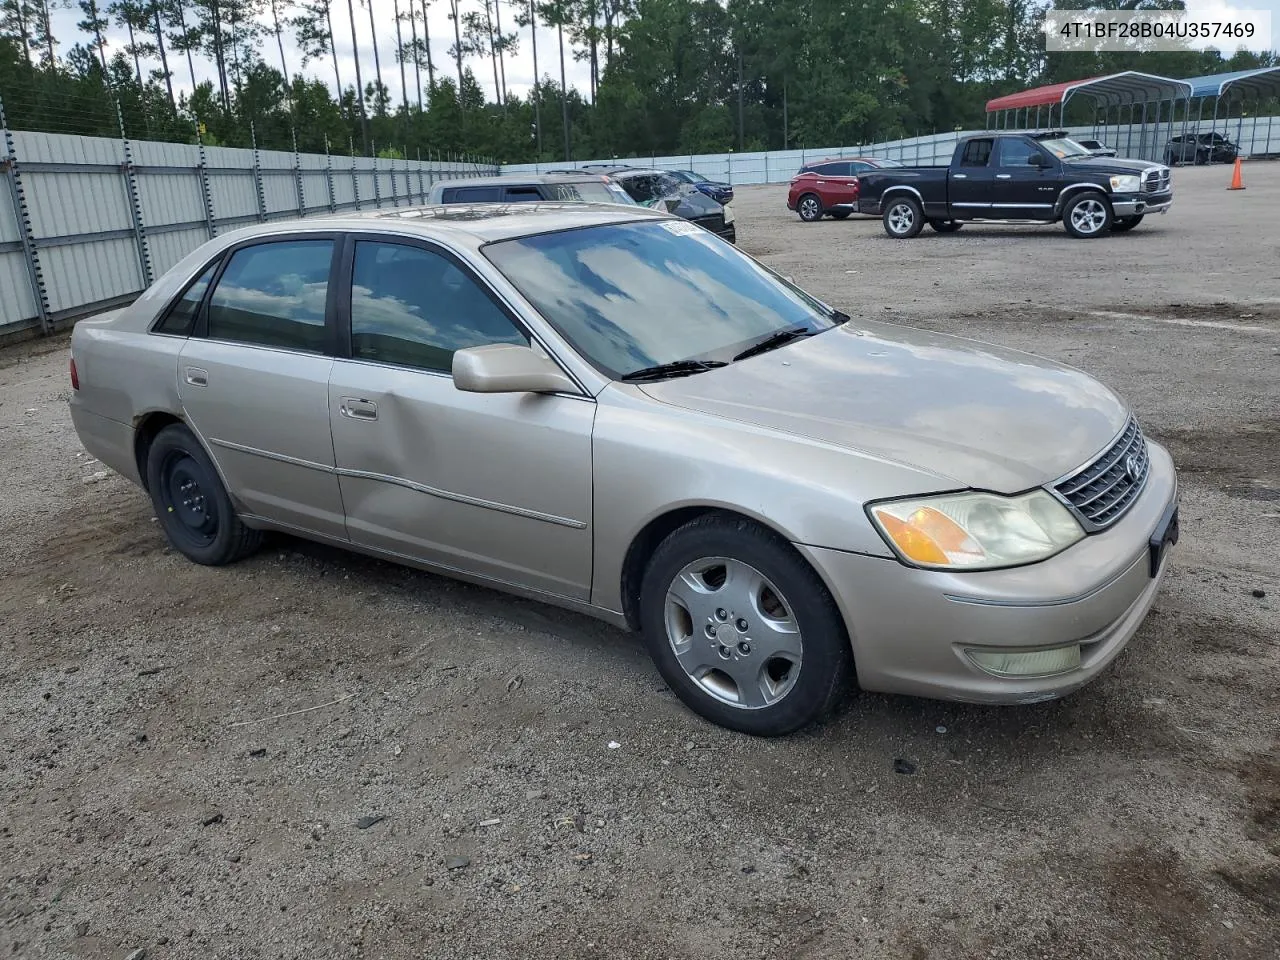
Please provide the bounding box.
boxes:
[959,139,993,167]
[154,262,217,336]
[205,240,333,352]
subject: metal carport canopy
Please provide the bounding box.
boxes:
[1182,67,1280,99]
[985,71,1193,113]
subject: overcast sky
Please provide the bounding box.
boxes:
[45,0,1280,106]
[47,0,594,104]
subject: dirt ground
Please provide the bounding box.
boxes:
[2,163,1278,960]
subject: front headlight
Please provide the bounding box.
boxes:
[1109,174,1141,193]
[868,489,1084,571]
[722,204,735,225]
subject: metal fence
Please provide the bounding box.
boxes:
[502,115,1280,184]
[0,128,498,339]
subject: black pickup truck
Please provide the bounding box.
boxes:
[856,132,1173,239]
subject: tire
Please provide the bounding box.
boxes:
[638,514,852,736]
[145,423,262,566]
[797,193,823,222]
[882,195,924,238]
[829,211,851,220]
[1062,192,1112,239]
[928,219,963,233]
[1194,151,1207,166]
[1111,215,1144,232]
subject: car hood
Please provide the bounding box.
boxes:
[1062,156,1159,174]
[636,321,1129,493]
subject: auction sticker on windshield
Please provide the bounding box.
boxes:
[659,220,704,236]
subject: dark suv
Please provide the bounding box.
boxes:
[608,168,736,243]
[1164,132,1239,166]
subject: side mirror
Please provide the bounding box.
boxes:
[452,343,579,395]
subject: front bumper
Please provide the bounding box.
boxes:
[715,223,737,244]
[1111,191,1173,218]
[797,440,1178,705]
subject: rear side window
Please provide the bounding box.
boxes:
[443,186,501,202]
[205,240,334,352]
[849,161,873,174]
[154,262,217,335]
[959,139,993,167]
[820,162,850,175]
[503,186,544,202]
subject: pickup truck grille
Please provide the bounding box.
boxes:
[1143,168,1171,193]
[1053,417,1149,531]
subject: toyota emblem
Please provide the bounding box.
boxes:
[1124,454,1142,482]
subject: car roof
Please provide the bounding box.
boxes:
[430,173,613,189]
[213,202,664,248]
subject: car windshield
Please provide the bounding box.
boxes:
[546,180,637,205]
[678,170,708,182]
[616,173,686,206]
[1039,137,1092,158]
[483,220,839,379]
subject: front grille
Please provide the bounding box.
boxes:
[1053,417,1150,530]
[1143,168,1171,193]
[695,214,726,233]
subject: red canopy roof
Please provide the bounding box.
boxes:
[986,79,1100,113]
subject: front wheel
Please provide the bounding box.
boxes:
[928,219,962,233]
[797,193,823,222]
[145,423,263,565]
[1111,215,1144,233]
[1062,193,1112,239]
[883,196,924,238]
[638,514,852,736]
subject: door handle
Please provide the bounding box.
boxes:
[340,397,378,421]
[996,174,1012,179]
[184,366,208,387]
[953,174,967,179]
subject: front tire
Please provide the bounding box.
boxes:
[145,423,262,566]
[797,193,823,222]
[928,219,963,233]
[638,514,852,736]
[882,196,924,238]
[1062,192,1112,239]
[1111,215,1144,232]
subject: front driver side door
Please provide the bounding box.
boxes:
[326,236,596,600]
[991,136,1060,219]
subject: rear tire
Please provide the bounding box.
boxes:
[1111,215,1144,232]
[638,514,852,737]
[145,423,262,566]
[928,219,962,233]
[882,196,924,238]
[797,193,823,222]
[1062,192,1112,239]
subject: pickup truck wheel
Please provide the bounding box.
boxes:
[883,197,923,238]
[1062,193,1112,239]
[797,194,823,222]
[1112,215,1144,232]
[928,219,962,233]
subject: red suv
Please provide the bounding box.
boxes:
[787,157,902,222]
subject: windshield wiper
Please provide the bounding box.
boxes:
[620,358,729,382]
[732,326,819,362]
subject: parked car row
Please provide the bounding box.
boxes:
[428,166,737,244]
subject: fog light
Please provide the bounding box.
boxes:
[966,645,1081,678]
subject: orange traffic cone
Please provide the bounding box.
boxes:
[1227,157,1245,190]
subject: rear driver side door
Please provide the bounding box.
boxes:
[326,236,596,600]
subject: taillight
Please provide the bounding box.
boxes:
[851,176,860,198]
[69,356,79,390]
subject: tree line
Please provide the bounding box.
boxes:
[0,0,1275,162]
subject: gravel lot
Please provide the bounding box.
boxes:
[2,162,1278,960]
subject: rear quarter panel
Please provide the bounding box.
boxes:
[858,168,949,217]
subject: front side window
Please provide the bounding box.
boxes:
[349,240,527,373]
[155,261,217,335]
[205,240,333,351]
[995,138,1047,167]
[483,221,839,379]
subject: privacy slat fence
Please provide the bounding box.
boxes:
[0,128,497,339]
